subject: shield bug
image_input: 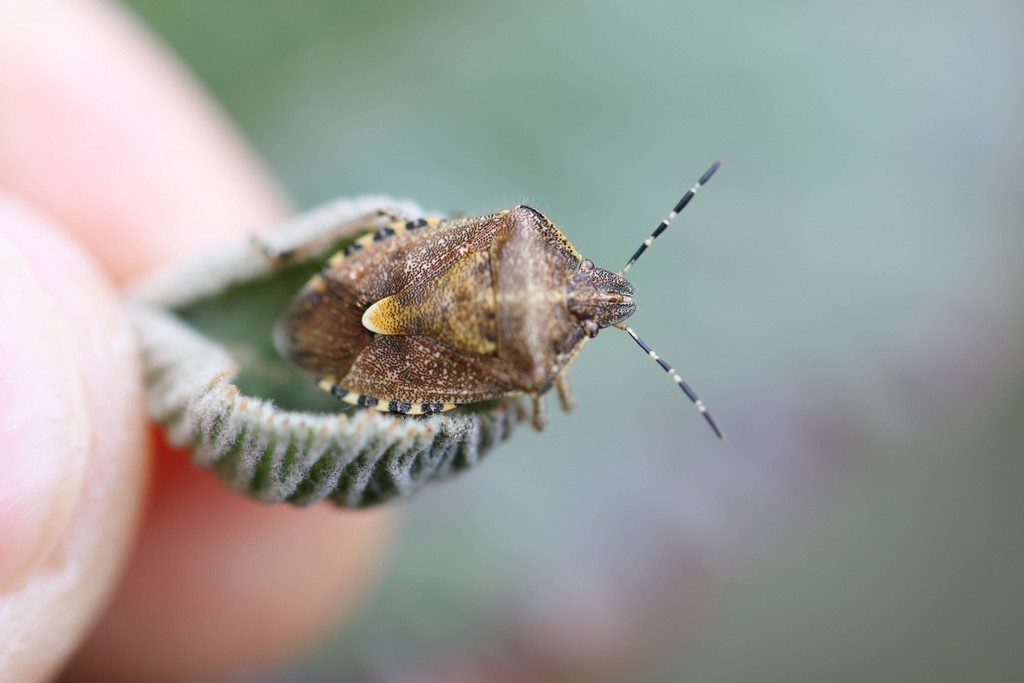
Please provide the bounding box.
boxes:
[274,162,723,437]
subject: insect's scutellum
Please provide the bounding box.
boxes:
[619,160,721,276]
[615,323,723,440]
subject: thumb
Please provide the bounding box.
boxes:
[0,196,147,681]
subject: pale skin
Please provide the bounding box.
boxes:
[0,1,395,681]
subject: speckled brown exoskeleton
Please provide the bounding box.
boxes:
[272,162,723,437]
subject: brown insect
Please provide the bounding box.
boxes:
[275,162,723,437]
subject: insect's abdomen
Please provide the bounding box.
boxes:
[274,274,371,378]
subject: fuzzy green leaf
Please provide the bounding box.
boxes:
[127,196,526,507]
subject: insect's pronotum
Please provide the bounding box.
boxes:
[274,162,723,437]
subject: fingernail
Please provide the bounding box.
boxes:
[0,210,90,593]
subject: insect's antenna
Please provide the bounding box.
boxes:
[615,323,723,440]
[619,160,721,276]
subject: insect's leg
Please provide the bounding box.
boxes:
[254,201,416,265]
[531,394,548,431]
[555,373,575,413]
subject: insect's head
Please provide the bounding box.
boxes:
[566,259,636,338]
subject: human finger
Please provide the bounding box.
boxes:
[0,197,148,682]
[0,1,397,680]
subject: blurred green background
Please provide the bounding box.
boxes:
[124,1,1023,680]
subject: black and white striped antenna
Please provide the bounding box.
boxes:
[615,161,723,439]
[615,323,723,440]
[619,160,720,276]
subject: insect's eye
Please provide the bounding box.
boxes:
[582,259,595,272]
[583,320,599,338]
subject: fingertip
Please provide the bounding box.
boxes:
[0,196,149,681]
[0,207,90,594]
[0,0,287,281]
[0,3,399,677]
